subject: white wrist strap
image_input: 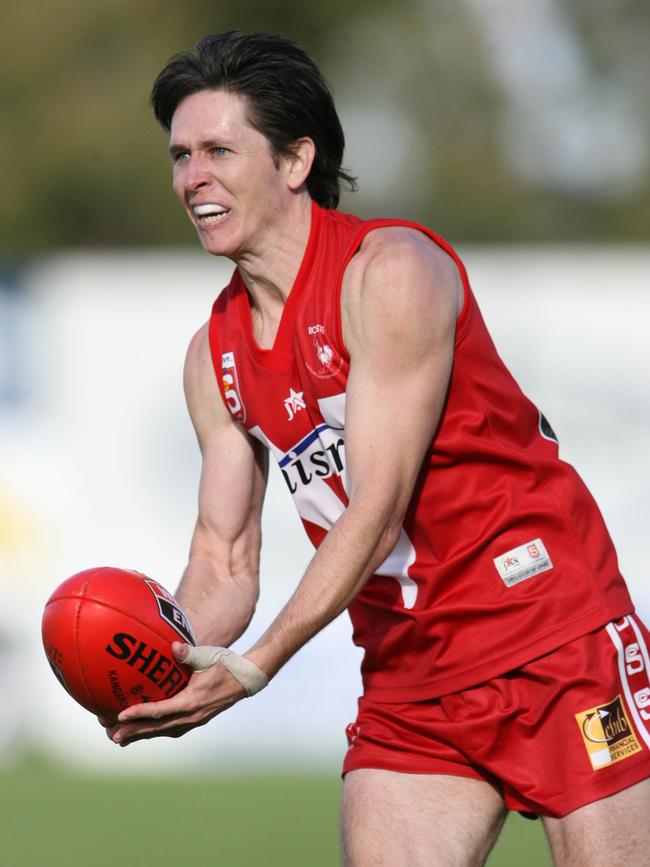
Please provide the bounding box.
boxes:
[183,645,268,697]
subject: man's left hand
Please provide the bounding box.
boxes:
[103,642,248,746]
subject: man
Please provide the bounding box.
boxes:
[107,31,650,866]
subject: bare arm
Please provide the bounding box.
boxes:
[178,322,267,647]
[245,227,462,676]
[106,323,267,744]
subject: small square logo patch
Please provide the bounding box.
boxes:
[221,351,246,423]
[575,695,642,770]
[493,537,552,587]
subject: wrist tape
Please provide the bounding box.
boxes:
[183,645,268,696]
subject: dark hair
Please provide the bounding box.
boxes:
[151,31,357,209]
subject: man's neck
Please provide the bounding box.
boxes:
[237,195,313,316]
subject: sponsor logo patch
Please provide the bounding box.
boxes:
[276,422,345,493]
[283,387,306,422]
[493,537,552,587]
[145,581,196,645]
[576,694,642,770]
[221,351,246,423]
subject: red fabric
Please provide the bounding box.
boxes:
[343,615,650,818]
[208,200,633,700]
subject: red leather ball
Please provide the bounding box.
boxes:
[42,567,195,721]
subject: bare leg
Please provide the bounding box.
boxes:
[341,769,506,867]
[543,777,650,867]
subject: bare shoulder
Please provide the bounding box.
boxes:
[184,322,212,394]
[184,321,231,432]
[341,226,462,351]
[346,226,460,297]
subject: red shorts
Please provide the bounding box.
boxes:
[343,614,650,818]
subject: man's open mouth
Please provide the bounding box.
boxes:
[192,204,230,224]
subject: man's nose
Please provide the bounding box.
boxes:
[184,154,211,192]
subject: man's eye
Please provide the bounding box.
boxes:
[212,147,229,157]
[172,151,190,163]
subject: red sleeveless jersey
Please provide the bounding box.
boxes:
[208,201,633,701]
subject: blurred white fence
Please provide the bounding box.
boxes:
[0,246,647,773]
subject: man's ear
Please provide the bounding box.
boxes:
[285,137,316,191]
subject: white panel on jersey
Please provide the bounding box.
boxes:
[375,529,419,609]
[252,394,420,610]
[319,392,419,608]
[317,392,346,430]
[249,423,346,533]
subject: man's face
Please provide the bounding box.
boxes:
[169,89,289,259]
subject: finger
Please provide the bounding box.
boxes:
[116,666,221,723]
[111,710,204,745]
[117,693,190,724]
[181,644,229,671]
[110,688,238,744]
[172,641,191,663]
[119,724,194,746]
[113,709,189,735]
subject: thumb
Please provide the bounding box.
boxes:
[172,644,269,695]
[175,643,230,672]
[172,641,192,663]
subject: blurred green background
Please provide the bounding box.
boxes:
[2,2,648,864]
[1,762,552,866]
[2,0,649,254]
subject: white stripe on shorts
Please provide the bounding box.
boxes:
[628,615,650,685]
[606,616,650,751]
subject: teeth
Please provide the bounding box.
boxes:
[192,204,228,217]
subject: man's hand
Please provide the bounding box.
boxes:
[102,642,262,746]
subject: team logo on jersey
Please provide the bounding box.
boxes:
[576,695,641,770]
[284,388,306,421]
[221,351,246,423]
[305,323,342,379]
[145,580,196,645]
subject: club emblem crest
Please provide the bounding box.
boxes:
[305,324,342,379]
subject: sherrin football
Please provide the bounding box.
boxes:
[42,567,196,721]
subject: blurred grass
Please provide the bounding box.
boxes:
[0,762,551,865]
